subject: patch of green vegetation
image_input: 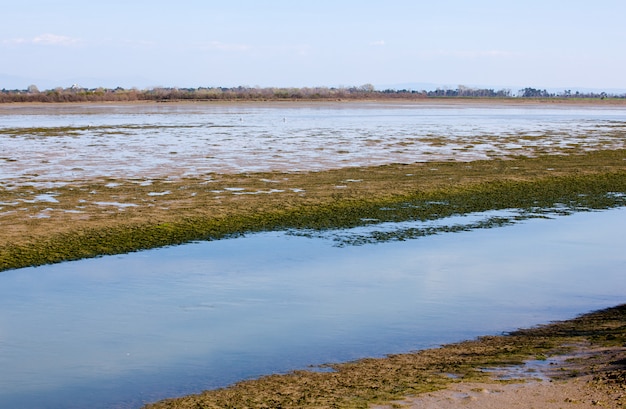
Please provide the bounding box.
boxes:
[0,124,204,137]
[0,126,96,137]
[1,170,625,272]
[2,149,625,271]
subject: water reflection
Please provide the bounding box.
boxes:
[0,208,625,408]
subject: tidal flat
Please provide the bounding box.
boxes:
[1,101,625,408]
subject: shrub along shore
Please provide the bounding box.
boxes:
[1,149,626,272]
[3,85,626,103]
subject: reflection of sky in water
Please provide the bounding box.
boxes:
[0,207,624,408]
[290,208,524,245]
[1,103,625,186]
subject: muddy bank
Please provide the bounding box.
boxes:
[143,304,626,409]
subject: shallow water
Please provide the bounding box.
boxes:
[1,102,625,187]
[0,207,624,409]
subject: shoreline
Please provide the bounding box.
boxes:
[2,96,626,109]
[143,304,626,408]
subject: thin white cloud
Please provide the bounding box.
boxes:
[33,34,79,46]
[370,40,386,46]
[3,33,80,46]
[432,49,516,58]
[201,41,251,52]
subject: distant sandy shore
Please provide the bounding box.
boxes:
[2,97,626,110]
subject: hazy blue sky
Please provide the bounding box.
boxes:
[2,0,625,90]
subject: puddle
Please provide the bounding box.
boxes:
[21,193,60,203]
[92,201,139,208]
[31,208,53,218]
[232,189,285,195]
[481,359,558,382]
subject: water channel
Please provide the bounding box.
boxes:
[0,207,625,408]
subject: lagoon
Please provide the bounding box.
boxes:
[0,207,624,409]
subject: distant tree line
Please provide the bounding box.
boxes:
[1,84,625,103]
[517,87,614,99]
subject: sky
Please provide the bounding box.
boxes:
[1,0,625,91]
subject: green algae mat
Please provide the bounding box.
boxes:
[1,149,626,272]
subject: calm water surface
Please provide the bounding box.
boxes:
[0,207,625,409]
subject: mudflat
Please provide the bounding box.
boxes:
[1,100,625,408]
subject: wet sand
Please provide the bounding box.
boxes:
[373,346,626,409]
[376,378,624,409]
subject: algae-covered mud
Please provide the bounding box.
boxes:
[1,149,625,271]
